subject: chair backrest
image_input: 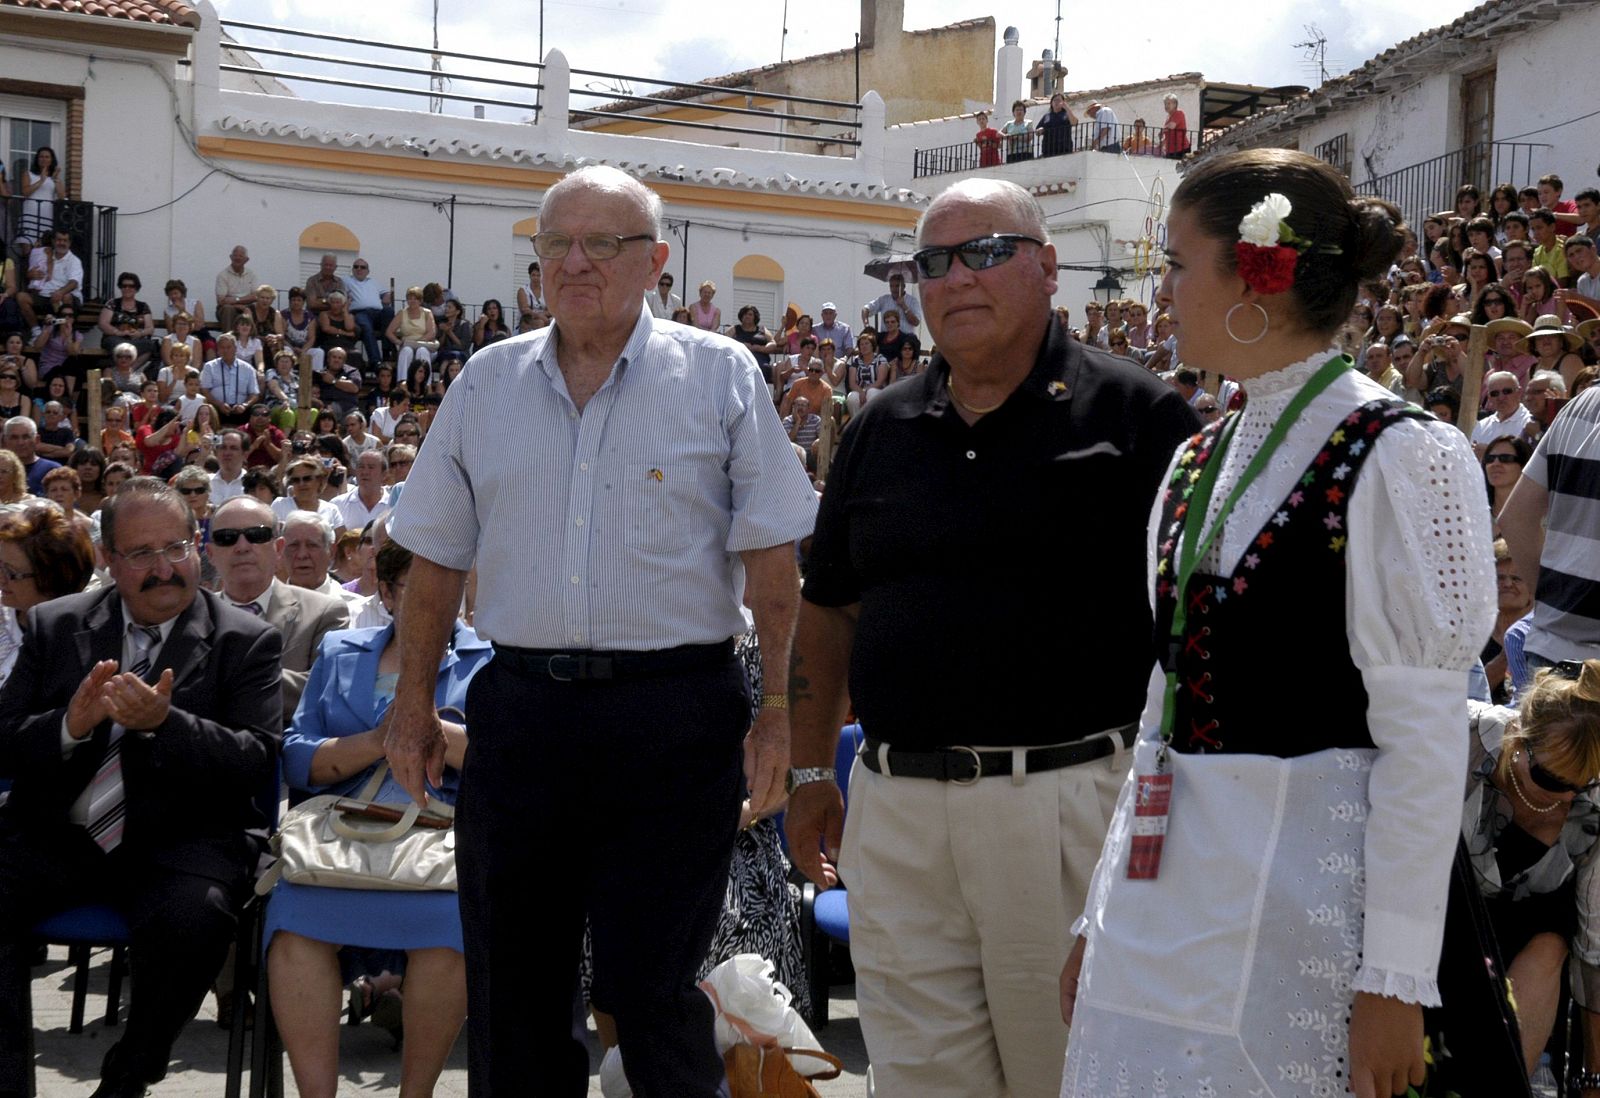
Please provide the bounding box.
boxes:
[835,723,863,808]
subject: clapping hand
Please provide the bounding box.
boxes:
[65,659,120,739]
[102,668,174,732]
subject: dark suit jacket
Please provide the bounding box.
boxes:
[263,581,350,723]
[0,586,283,882]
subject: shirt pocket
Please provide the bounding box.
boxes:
[623,462,693,554]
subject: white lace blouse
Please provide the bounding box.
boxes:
[1150,347,1498,1004]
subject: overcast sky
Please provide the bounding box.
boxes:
[219,0,1485,119]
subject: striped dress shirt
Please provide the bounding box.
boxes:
[389,308,817,650]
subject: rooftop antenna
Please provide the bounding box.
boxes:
[1053,0,1062,75]
[429,0,448,114]
[780,0,790,62]
[1292,23,1331,85]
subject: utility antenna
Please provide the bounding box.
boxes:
[429,0,448,113]
[1292,23,1330,85]
[1053,0,1062,73]
[780,0,790,62]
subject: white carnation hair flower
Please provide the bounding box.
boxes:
[1238,193,1293,248]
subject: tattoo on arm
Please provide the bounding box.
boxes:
[789,650,812,704]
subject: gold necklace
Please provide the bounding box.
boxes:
[1507,752,1562,814]
[946,377,1006,416]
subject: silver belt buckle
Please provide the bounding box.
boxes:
[547,654,578,681]
[950,745,983,785]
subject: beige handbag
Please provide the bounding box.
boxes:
[256,761,457,894]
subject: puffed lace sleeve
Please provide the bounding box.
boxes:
[1346,416,1497,1005]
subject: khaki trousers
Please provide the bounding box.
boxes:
[840,739,1129,1098]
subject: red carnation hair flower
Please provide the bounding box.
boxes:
[1234,242,1299,295]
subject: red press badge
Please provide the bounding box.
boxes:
[1126,772,1173,880]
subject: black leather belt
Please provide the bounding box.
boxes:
[860,724,1137,783]
[492,639,734,681]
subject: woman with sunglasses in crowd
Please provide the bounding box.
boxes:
[1482,434,1531,529]
[1464,660,1600,1086]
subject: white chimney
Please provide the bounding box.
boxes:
[995,26,1024,110]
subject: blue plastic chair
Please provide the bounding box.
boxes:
[0,769,276,1098]
[797,723,863,1028]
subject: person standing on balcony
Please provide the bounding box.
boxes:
[1038,93,1075,157]
[973,110,1001,168]
[1087,100,1121,153]
[1003,100,1033,163]
[17,146,57,246]
[1161,93,1192,159]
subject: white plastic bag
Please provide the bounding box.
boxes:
[601,953,827,1094]
[699,953,826,1072]
[598,1046,632,1098]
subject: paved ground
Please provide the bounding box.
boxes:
[29,946,870,1096]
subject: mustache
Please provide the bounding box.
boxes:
[139,573,187,592]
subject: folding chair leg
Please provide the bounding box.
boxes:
[225,902,259,1098]
[104,946,126,1027]
[67,944,90,1034]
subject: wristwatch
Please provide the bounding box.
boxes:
[785,767,836,795]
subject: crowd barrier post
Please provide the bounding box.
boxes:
[86,368,102,446]
[1460,324,1487,441]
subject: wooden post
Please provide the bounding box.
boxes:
[298,355,316,432]
[85,368,102,450]
[815,405,838,482]
[1460,324,1487,442]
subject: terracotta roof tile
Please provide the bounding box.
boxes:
[0,0,198,28]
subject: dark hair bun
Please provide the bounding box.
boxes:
[1173,148,1406,337]
[1349,197,1406,284]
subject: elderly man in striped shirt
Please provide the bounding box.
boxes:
[384,164,817,1098]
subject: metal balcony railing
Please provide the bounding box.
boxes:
[217,20,861,151]
[1353,141,1552,230]
[913,121,1205,178]
[4,195,118,302]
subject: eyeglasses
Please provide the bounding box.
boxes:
[177,485,208,496]
[1486,388,1517,398]
[1483,452,1523,465]
[288,474,321,485]
[211,525,274,547]
[531,232,655,261]
[0,561,34,582]
[910,234,1044,280]
[1526,744,1598,795]
[113,538,194,571]
[352,264,368,270]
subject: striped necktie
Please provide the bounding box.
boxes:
[85,624,162,853]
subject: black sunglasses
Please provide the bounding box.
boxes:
[1484,452,1523,465]
[910,234,1043,280]
[211,525,274,547]
[1527,744,1598,795]
[1486,387,1517,399]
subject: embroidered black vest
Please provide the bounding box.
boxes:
[1152,398,1429,758]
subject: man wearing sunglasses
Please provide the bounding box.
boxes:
[384,165,815,1098]
[1471,370,1534,455]
[0,478,281,1098]
[208,496,348,721]
[787,179,1199,1097]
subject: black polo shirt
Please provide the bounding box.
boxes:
[802,318,1201,750]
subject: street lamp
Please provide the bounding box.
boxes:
[1092,271,1124,303]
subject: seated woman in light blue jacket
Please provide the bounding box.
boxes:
[266,538,492,1098]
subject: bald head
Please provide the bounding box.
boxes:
[916,179,1048,247]
[543,165,663,241]
[213,494,275,528]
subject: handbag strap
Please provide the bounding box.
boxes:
[347,759,456,824]
[329,799,421,844]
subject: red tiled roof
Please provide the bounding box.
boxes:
[0,0,199,29]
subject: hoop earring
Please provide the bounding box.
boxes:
[1225,303,1269,345]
